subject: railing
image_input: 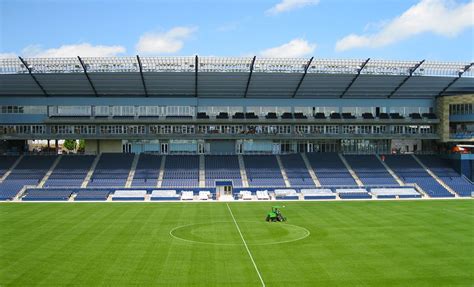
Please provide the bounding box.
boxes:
[449,133,474,139]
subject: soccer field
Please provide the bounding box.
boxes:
[1,200,473,286]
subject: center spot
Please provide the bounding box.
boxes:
[170,221,310,245]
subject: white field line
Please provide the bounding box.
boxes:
[226,203,265,287]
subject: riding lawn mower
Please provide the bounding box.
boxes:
[266,206,286,222]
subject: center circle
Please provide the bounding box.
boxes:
[170,221,310,245]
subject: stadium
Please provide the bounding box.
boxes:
[1,0,474,286]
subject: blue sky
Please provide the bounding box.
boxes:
[1,0,473,60]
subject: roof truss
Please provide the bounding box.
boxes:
[292,57,314,98]
[388,59,425,98]
[339,58,370,98]
[77,56,99,97]
[136,55,149,97]
[18,57,49,96]
[437,62,474,97]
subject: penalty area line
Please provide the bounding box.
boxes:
[226,203,265,287]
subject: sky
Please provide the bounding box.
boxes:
[0,0,473,61]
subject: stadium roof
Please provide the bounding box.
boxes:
[0,56,472,99]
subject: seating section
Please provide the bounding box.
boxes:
[0,155,56,200]
[181,191,194,200]
[237,190,252,200]
[0,156,19,178]
[199,190,211,200]
[385,155,453,197]
[112,189,146,201]
[370,188,421,199]
[151,189,180,201]
[22,189,72,201]
[2,153,468,201]
[301,188,336,200]
[344,155,398,185]
[75,189,111,201]
[274,188,299,200]
[132,154,162,187]
[280,154,315,187]
[88,153,134,187]
[244,155,285,187]
[336,188,371,199]
[162,156,199,187]
[45,155,95,187]
[256,190,270,200]
[306,153,356,186]
[417,155,474,197]
[205,155,242,187]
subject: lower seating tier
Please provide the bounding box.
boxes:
[22,189,73,201]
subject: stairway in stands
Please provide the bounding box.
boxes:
[0,155,57,200]
[131,154,162,187]
[344,154,399,186]
[243,155,286,187]
[384,155,454,198]
[279,154,316,187]
[416,155,473,197]
[45,155,96,188]
[87,153,135,187]
[306,153,357,186]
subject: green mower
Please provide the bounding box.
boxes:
[266,206,287,222]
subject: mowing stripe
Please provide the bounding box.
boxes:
[226,203,266,287]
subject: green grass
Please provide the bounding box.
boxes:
[1,200,473,286]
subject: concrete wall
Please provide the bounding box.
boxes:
[437,94,474,142]
[85,139,122,153]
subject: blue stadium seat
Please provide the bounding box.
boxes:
[244,155,285,187]
[306,153,356,186]
[385,155,454,198]
[22,188,72,201]
[344,155,398,186]
[0,155,57,200]
[280,154,315,187]
[417,155,474,197]
[162,155,199,188]
[131,154,162,187]
[205,155,242,187]
[88,153,134,187]
[44,155,95,187]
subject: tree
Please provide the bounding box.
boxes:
[63,139,77,151]
[78,140,85,152]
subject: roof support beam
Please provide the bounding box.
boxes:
[77,56,99,97]
[195,55,199,98]
[388,59,425,98]
[18,57,49,97]
[340,58,370,98]
[136,55,149,97]
[243,56,256,98]
[292,57,313,98]
[437,62,474,97]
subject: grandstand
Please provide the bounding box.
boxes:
[0,56,472,201]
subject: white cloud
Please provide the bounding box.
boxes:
[135,26,197,55]
[336,0,474,51]
[20,43,126,57]
[259,38,316,58]
[266,0,320,15]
